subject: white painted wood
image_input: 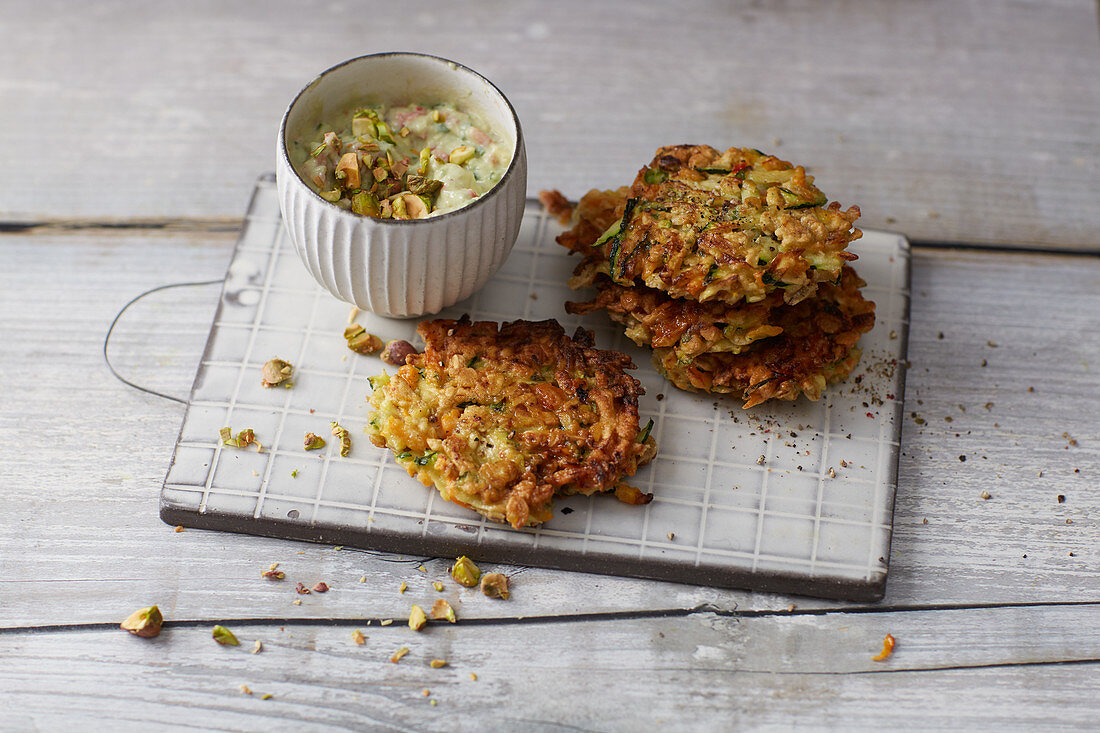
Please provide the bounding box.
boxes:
[2,606,1098,730]
[0,1,1097,249]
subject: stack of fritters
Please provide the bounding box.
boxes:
[366,317,657,529]
[545,144,876,408]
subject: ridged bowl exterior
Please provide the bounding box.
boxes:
[275,53,527,318]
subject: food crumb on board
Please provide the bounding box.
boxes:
[980,490,992,500]
[666,532,675,541]
[174,526,186,532]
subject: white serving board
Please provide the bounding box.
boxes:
[162,174,910,601]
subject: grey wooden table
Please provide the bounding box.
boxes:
[2,1,1098,730]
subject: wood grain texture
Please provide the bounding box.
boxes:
[1,232,1098,631]
[2,607,1099,731]
[1,0,1098,249]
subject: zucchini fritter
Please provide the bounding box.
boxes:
[366,317,657,529]
[567,258,785,361]
[558,145,862,306]
[653,267,876,408]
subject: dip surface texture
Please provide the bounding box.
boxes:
[290,102,512,218]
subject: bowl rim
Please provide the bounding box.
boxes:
[277,51,525,226]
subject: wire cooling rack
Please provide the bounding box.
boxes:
[162,173,910,601]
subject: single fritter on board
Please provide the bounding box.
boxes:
[366,317,657,529]
[557,145,862,307]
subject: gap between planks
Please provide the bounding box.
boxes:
[5,599,1098,636]
[2,215,1098,256]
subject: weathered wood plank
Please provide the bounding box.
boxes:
[2,606,1099,731]
[0,1,1097,249]
[1,233,1098,628]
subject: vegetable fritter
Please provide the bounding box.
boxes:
[366,317,657,529]
[567,258,786,361]
[557,145,862,306]
[653,267,876,408]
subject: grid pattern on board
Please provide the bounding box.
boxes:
[162,174,910,599]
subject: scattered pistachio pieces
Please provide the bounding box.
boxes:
[422,688,431,697]
[240,685,253,695]
[261,694,273,700]
[261,358,294,388]
[304,432,327,451]
[380,619,393,626]
[469,672,478,681]
[120,605,163,638]
[479,573,510,600]
[390,646,410,663]
[173,525,186,533]
[430,700,437,707]
[331,421,351,457]
[344,324,385,355]
[312,581,330,593]
[432,581,444,592]
[260,563,286,580]
[450,556,481,587]
[871,633,896,661]
[296,582,311,595]
[347,306,360,325]
[980,490,992,500]
[430,659,448,668]
[290,469,299,478]
[212,625,240,646]
[431,599,457,623]
[399,581,408,594]
[351,629,366,645]
[380,339,417,367]
[409,604,428,631]
[221,426,262,451]
[252,640,263,654]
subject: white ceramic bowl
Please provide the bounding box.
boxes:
[276,52,527,317]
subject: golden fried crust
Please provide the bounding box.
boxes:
[654,267,876,408]
[567,258,786,360]
[366,317,656,529]
[554,147,862,307]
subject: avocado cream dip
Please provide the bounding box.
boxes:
[290,103,512,218]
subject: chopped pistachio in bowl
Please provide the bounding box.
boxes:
[276,52,527,317]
